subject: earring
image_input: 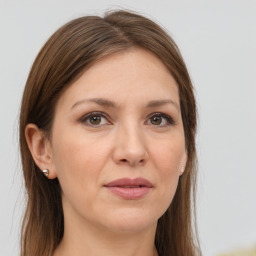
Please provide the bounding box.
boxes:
[180,164,185,175]
[42,169,49,177]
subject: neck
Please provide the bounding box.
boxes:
[53,208,158,256]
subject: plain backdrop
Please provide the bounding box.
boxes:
[0,1,255,255]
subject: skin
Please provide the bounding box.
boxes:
[26,48,187,256]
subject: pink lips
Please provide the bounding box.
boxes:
[104,178,153,199]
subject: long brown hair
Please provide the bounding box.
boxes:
[19,10,200,256]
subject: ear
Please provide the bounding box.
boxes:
[25,123,57,179]
[179,152,188,176]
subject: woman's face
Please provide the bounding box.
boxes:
[49,48,186,234]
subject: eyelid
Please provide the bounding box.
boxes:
[79,111,176,127]
[80,111,112,127]
[146,112,176,126]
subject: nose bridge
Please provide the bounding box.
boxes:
[123,121,144,150]
[113,118,148,166]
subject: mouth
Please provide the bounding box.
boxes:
[104,177,153,199]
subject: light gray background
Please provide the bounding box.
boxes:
[0,1,255,255]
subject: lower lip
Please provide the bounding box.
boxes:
[105,187,152,199]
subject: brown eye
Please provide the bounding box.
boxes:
[150,116,162,125]
[81,112,109,127]
[147,113,175,126]
[89,116,101,125]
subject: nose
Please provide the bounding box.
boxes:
[112,123,149,167]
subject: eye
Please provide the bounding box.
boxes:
[80,112,110,127]
[147,113,175,126]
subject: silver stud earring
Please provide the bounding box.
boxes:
[42,169,49,177]
[180,164,185,174]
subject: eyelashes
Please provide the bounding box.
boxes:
[80,112,110,126]
[80,111,176,128]
[147,112,175,126]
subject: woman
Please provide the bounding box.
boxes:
[19,10,201,256]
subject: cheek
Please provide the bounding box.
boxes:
[149,138,184,209]
[51,131,110,200]
[150,139,184,177]
[52,128,108,172]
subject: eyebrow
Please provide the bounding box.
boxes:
[146,99,180,110]
[71,98,180,111]
[71,98,116,109]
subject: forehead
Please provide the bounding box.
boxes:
[56,48,179,109]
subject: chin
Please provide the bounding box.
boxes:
[99,207,159,234]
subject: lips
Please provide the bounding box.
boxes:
[104,178,153,199]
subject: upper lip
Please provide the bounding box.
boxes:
[104,177,153,188]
